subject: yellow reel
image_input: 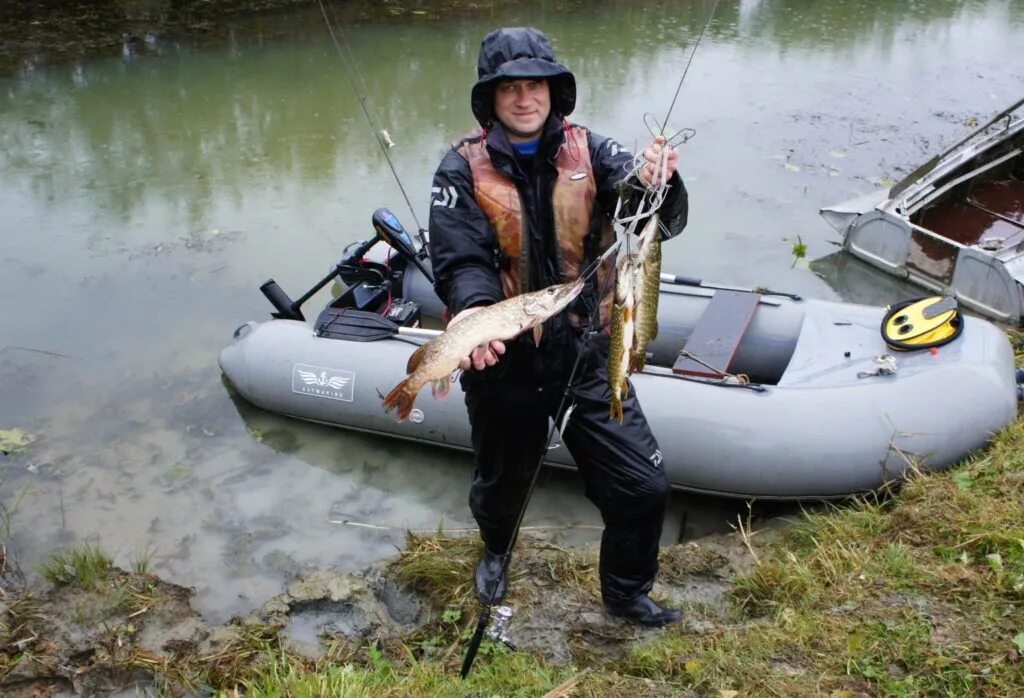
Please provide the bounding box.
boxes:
[881,296,962,351]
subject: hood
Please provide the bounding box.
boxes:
[470,27,577,126]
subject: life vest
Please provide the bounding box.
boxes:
[457,125,616,326]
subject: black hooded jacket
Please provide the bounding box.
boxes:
[428,27,689,319]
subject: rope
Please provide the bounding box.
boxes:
[675,350,752,386]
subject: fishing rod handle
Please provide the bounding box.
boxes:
[460,606,491,679]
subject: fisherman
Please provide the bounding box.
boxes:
[428,27,688,627]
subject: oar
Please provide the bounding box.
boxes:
[659,273,803,301]
[317,308,440,342]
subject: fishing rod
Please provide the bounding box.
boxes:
[660,0,722,133]
[459,277,607,679]
[316,0,430,255]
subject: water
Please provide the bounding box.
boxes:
[2,0,1022,622]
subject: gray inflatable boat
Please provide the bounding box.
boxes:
[219,211,1020,499]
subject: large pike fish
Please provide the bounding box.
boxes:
[632,214,662,373]
[382,279,585,422]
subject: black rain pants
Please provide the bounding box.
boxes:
[460,330,669,605]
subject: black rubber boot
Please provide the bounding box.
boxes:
[605,594,682,627]
[475,548,509,604]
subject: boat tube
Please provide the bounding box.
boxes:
[220,210,1020,500]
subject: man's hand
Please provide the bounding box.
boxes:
[639,135,678,188]
[448,306,506,371]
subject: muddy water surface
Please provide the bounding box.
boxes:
[2,0,1022,622]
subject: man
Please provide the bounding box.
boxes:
[428,27,688,627]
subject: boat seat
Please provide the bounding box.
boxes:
[673,289,760,378]
[967,178,1024,225]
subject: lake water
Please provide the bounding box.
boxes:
[2,0,1022,621]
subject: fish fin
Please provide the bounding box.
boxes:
[430,376,452,399]
[382,380,418,422]
[630,352,646,374]
[533,324,543,345]
[406,344,428,374]
[609,396,624,423]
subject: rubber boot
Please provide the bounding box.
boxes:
[605,594,682,627]
[475,548,509,604]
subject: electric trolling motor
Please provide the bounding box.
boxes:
[259,207,430,325]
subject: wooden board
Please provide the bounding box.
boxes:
[673,290,760,378]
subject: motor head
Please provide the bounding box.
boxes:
[372,207,420,261]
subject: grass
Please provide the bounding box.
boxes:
[40,542,113,588]
[129,545,156,575]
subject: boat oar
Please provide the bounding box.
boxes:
[660,273,803,301]
[316,308,440,342]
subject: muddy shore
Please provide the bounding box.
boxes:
[0,530,768,695]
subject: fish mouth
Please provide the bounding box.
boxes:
[558,278,586,307]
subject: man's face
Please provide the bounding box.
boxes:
[493,79,551,142]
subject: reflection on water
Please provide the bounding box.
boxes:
[1,0,1022,621]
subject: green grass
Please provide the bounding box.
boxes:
[229,645,574,698]
[129,545,156,576]
[40,542,113,588]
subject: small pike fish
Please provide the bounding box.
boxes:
[608,252,639,422]
[383,279,585,422]
[632,215,662,373]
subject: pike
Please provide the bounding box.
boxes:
[382,279,585,421]
[631,214,662,373]
[608,253,639,422]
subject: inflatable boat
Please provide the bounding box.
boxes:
[219,209,1020,499]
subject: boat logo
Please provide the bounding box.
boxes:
[292,363,356,402]
[409,409,424,424]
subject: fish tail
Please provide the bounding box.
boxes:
[383,380,418,422]
[609,394,624,423]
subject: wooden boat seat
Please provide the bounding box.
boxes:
[673,290,760,378]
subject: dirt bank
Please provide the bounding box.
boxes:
[0,529,768,695]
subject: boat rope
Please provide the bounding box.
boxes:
[316,0,428,250]
[674,350,753,386]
